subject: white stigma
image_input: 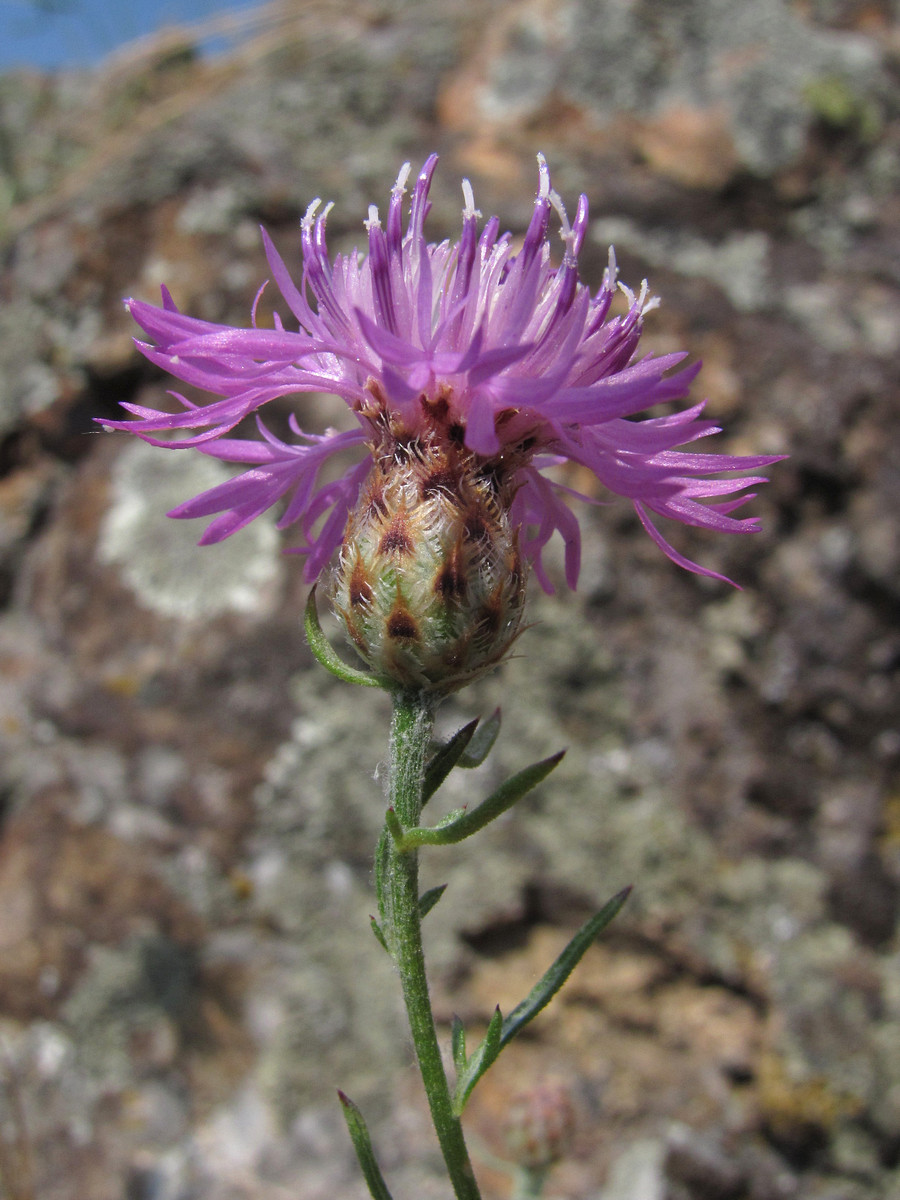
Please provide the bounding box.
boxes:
[536,152,551,202]
[364,204,381,232]
[461,179,482,221]
[638,280,660,314]
[603,245,619,292]
[616,278,659,315]
[392,162,412,198]
[549,187,575,258]
[302,198,322,229]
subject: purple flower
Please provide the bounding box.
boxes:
[106,154,781,591]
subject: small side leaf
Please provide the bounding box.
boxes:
[338,1091,395,1200]
[419,884,448,920]
[451,1015,467,1074]
[453,1006,502,1114]
[406,751,565,848]
[458,708,501,768]
[384,807,406,846]
[305,586,383,688]
[422,719,479,805]
[369,916,389,952]
[499,887,632,1050]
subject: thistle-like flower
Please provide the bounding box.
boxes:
[106,155,779,685]
[503,1080,577,1173]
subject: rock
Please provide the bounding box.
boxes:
[0,0,898,1196]
[600,1138,666,1200]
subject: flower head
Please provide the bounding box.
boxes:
[503,1079,577,1172]
[107,154,780,598]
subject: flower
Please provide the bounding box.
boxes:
[331,422,527,688]
[106,154,780,594]
[503,1079,577,1172]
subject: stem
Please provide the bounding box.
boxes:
[512,1167,548,1200]
[382,689,482,1200]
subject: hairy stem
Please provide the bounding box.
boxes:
[382,689,482,1200]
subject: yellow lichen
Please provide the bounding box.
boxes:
[757,1052,862,1140]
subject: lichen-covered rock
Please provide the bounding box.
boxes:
[0,1,898,1197]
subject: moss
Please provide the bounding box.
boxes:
[803,74,882,142]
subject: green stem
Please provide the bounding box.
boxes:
[511,1167,548,1199]
[381,689,482,1200]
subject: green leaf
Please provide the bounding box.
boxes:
[422,719,479,805]
[405,751,566,848]
[499,887,631,1050]
[449,890,631,1115]
[369,916,388,952]
[451,1015,467,1074]
[432,806,467,830]
[384,807,406,846]
[304,586,384,688]
[338,1091,395,1200]
[418,884,448,920]
[453,1006,502,1114]
[458,708,501,768]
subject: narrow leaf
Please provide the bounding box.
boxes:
[406,751,566,848]
[384,806,406,846]
[458,708,501,768]
[419,884,448,920]
[451,1015,467,1074]
[369,916,388,952]
[338,1091,395,1200]
[422,719,479,805]
[453,1006,502,1114]
[500,887,632,1050]
[304,586,383,688]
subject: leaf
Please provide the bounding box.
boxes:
[453,1006,502,1114]
[458,708,501,768]
[369,916,388,952]
[384,806,406,845]
[499,887,632,1051]
[304,586,384,688]
[418,884,448,920]
[405,751,566,848]
[449,889,631,1115]
[338,1091,395,1200]
[451,1015,467,1074]
[422,719,479,805]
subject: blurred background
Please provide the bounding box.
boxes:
[0,1,898,1197]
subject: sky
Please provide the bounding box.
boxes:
[0,0,267,71]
